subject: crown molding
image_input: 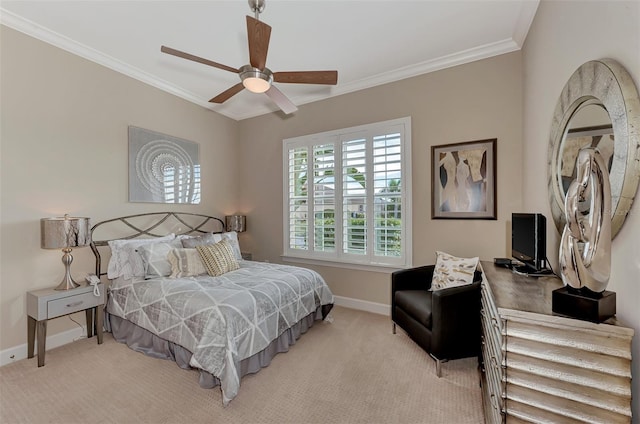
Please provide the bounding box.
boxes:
[2,2,537,121]
[231,38,521,121]
[512,1,540,47]
[0,8,218,112]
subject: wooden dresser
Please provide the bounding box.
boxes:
[479,261,633,423]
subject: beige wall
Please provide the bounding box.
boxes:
[238,52,523,305]
[522,0,640,418]
[5,3,637,414]
[0,26,239,350]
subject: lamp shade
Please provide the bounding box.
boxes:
[225,215,247,233]
[41,215,90,249]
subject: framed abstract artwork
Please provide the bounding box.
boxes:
[431,138,497,219]
[128,126,201,204]
[560,124,613,194]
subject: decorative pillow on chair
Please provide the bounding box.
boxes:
[196,239,240,277]
[431,251,479,290]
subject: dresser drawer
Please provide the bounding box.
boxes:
[47,291,102,319]
[481,283,502,333]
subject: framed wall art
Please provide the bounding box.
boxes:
[560,124,613,194]
[129,126,201,204]
[431,138,496,219]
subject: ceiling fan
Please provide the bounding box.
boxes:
[161,0,338,115]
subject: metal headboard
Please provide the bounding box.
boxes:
[90,212,225,276]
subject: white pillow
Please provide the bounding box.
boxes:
[219,231,242,261]
[137,240,183,278]
[107,234,176,279]
[430,251,479,291]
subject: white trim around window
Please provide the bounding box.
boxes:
[282,117,412,268]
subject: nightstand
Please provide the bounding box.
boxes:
[26,283,105,367]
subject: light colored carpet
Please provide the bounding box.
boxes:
[0,306,483,424]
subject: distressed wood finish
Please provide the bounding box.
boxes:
[479,262,633,423]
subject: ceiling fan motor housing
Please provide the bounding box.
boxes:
[239,65,273,93]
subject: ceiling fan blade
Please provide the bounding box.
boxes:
[246,16,271,70]
[273,71,338,85]
[265,85,298,115]
[161,45,239,74]
[209,83,245,103]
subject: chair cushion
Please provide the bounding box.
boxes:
[394,290,432,329]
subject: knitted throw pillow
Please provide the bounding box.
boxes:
[196,239,240,277]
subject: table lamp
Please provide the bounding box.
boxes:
[225,215,247,233]
[41,214,90,290]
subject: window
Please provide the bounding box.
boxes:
[283,117,412,268]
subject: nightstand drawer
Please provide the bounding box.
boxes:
[47,291,101,319]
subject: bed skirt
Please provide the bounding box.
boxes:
[107,304,333,390]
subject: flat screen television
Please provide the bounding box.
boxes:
[511,213,547,272]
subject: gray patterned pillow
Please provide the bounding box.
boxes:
[430,251,479,290]
[168,248,207,278]
[196,239,240,277]
[181,232,217,248]
[181,232,242,261]
[107,234,176,279]
[137,240,182,278]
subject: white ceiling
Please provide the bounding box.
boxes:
[1,0,539,121]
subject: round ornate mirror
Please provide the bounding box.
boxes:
[548,59,640,238]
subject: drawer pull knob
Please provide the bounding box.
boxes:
[66,301,83,308]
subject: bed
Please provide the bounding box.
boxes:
[90,212,334,405]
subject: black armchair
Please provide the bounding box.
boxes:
[391,265,482,377]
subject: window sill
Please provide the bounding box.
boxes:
[281,255,408,273]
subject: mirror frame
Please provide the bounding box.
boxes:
[548,59,640,239]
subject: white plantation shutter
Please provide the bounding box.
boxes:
[283,117,411,268]
[373,133,402,257]
[288,147,309,251]
[313,144,336,252]
[342,136,367,256]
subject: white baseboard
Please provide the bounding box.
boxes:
[0,325,86,367]
[333,295,390,316]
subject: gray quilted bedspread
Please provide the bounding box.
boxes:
[107,261,334,404]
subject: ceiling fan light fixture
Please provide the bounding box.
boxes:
[240,65,273,93]
[243,77,270,93]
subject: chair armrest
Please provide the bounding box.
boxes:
[430,280,482,360]
[392,265,435,293]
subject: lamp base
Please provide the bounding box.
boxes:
[552,286,616,323]
[55,275,81,291]
[55,248,81,290]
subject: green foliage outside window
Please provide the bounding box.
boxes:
[308,214,401,255]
